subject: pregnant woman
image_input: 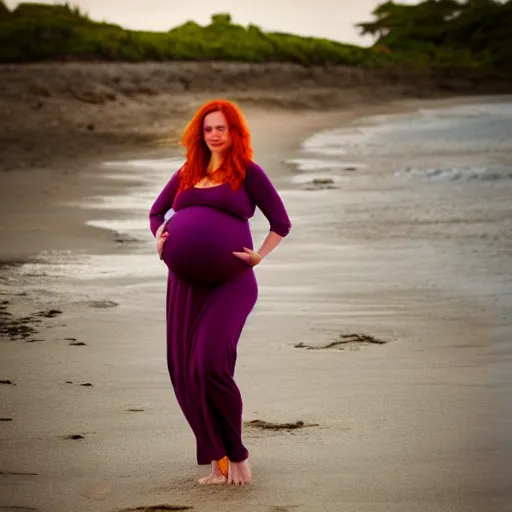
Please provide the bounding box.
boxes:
[149,99,291,486]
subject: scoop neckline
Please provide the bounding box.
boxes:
[192,182,228,190]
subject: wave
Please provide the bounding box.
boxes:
[394,164,512,182]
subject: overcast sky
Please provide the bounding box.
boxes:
[5,0,421,45]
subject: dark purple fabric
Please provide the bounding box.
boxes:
[149,161,291,465]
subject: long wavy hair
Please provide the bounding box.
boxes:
[178,99,253,191]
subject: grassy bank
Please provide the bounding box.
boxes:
[0,1,510,74]
[0,4,373,66]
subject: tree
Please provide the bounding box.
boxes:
[211,13,231,25]
[0,0,11,21]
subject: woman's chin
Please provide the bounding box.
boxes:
[208,145,225,154]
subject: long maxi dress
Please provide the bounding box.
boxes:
[149,161,291,465]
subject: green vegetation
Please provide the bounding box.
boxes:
[0,3,368,65]
[357,0,512,71]
[0,0,510,72]
[0,0,9,21]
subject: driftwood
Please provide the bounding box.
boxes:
[295,332,388,350]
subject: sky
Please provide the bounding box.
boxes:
[5,0,421,46]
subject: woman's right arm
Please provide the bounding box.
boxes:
[149,169,181,237]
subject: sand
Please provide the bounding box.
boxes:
[1,64,511,512]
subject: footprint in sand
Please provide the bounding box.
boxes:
[0,312,39,340]
[81,480,112,501]
[244,420,319,431]
[0,471,38,476]
[35,309,62,318]
[117,506,193,511]
[266,507,302,512]
[0,506,37,511]
[295,332,389,351]
[87,300,118,309]
[1,303,64,341]
[66,337,87,346]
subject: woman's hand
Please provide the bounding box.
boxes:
[233,247,262,267]
[156,223,168,260]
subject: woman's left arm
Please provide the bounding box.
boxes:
[235,162,292,266]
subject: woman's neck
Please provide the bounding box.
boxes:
[207,153,223,175]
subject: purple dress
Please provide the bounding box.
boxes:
[149,161,291,465]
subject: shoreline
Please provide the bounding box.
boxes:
[1,84,508,262]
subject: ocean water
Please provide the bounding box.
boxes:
[284,98,512,325]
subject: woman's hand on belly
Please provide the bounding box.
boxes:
[156,223,168,259]
[233,247,262,267]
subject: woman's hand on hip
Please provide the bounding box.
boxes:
[233,247,262,267]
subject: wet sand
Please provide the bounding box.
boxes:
[1,96,511,512]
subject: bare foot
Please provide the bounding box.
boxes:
[198,461,227,485]
[227,459,252,486]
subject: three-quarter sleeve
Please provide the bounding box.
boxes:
[244,162,292,237]
[149,169,181,237]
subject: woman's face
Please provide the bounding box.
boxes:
[203,111,230,155]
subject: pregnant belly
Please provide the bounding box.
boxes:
[162,206,253,285]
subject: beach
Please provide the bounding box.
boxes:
[1,64,511,512]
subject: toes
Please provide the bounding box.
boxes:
[225,463,252,486]
[208,475,227,485]
[229,471,240,486]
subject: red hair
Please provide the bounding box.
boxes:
[178,99,253,191]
